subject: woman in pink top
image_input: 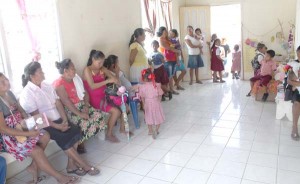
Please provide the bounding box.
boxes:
[82,50,122,143]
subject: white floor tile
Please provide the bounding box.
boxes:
[226,138,253,150]
[174,168,210,184]
[149,138,179,150]
[194,144,224,158]
[137,147,168,162]
[278,156,300,172]
[207,174,241,184]
[160,151,192,167]
[215,120,238,129]
[251,142,279,155]
[248,152,278,168]
[244,164,277,184]
[122,158,156,175]
[117,143,146,157]
[220,148,250,163]
[171,141,200,154]
[213,160,246,178]
[279,145,300,158]
[106,171,143,184]
[277,170,300,184]
[147,163,182,182]
[185,155,218,172]
[210,127,234,137]
[203,135,229,147]
[101,154,133,170]
[139,177,171,184]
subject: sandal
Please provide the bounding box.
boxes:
[177,86,185,90]
[220,80,226,83]
[85,167,100,176]
[189,81,193,85]
[213,80,219,83]
[59,176,80,184]
[196,80,203,84]
[171,91,179,95]
[67,167,87,176]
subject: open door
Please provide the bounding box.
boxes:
[180,6,211,80]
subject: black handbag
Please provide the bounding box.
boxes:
[284,84,294,101]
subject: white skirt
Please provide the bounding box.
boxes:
[130,65,148,83]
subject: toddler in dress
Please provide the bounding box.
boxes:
[139,68,165,139]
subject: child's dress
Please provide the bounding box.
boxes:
[139,82,165,125]
[231,51,241,72]
[211,46,224,72]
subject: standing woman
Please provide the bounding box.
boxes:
[129,28,149,84]
[184,26,204,85]
[157,26,181,94]
[83,50,123,143]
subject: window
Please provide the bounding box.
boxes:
[0,0,61,93]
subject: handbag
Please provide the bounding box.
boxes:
[284,85,294,101]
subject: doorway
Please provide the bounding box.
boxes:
[211,4,242,79]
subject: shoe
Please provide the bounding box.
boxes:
[168,91,172,100]
[262,93,269,102]
[246,91,251,97]
[220,80,226,83]
[235,75,240,79]
[171,90,179,95]
[189,81,193,85]
[152,126,157,139]
[161,95,166,101]
[177,86,185,90]
[196,80,203,84]
[213,80,219,83]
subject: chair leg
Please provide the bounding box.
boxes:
[129,100,140,129]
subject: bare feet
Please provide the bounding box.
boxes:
[106,135,120,143]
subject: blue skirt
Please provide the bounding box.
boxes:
[187,55,204,69]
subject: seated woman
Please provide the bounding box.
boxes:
[83,50,124,143]
[0,73,78,184]
[19,62,100,177]
[53,59,108,153]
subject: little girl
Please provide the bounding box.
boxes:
[139,68,165,139]
[231,44,241,79]
[195,28,204,55]
[211,39,225,83]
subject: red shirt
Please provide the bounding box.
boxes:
[53,77,80,104]
[159,37,177,61]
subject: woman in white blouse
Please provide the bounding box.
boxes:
[184,25,204,85]
[19,62,100,177]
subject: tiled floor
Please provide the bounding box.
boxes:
[7,79,300,184]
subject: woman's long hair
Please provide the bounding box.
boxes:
[22,62,41,87]
[129,28,145,46]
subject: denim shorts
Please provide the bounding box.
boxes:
[164,61,177,77]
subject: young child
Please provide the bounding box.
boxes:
[251,43,267,76]
[195,28,204,55]
[248,50,277,101]
[231,44,241,79]
[169,29,186,90]
[150,40,171,101]
[211,38,225,83]
[139,68,165,139]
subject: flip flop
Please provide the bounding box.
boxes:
[59,176,80,184]
[291,133,300,141]
[67,167,87,176]
[85,167,100,176]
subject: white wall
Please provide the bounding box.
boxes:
[173,0,297,79]
[57,0,142,76]
[295,0,300,51]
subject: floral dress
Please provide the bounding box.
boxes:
[0,103,40,161]
[53,77,108,143]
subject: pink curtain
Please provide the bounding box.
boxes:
[160,1,172,31]
[16,0,40,61]
[143,0,157,37]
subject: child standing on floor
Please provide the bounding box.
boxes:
[150,40,171,101]
[139,68,165,139]
[248,50,277,101]
[211,38,225,83]
[231,44,241,79]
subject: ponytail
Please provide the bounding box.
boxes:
[22,62,41,87]
[87,50,105,66]
[129,28,145,47]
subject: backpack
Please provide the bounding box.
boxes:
[251,53,263,70]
